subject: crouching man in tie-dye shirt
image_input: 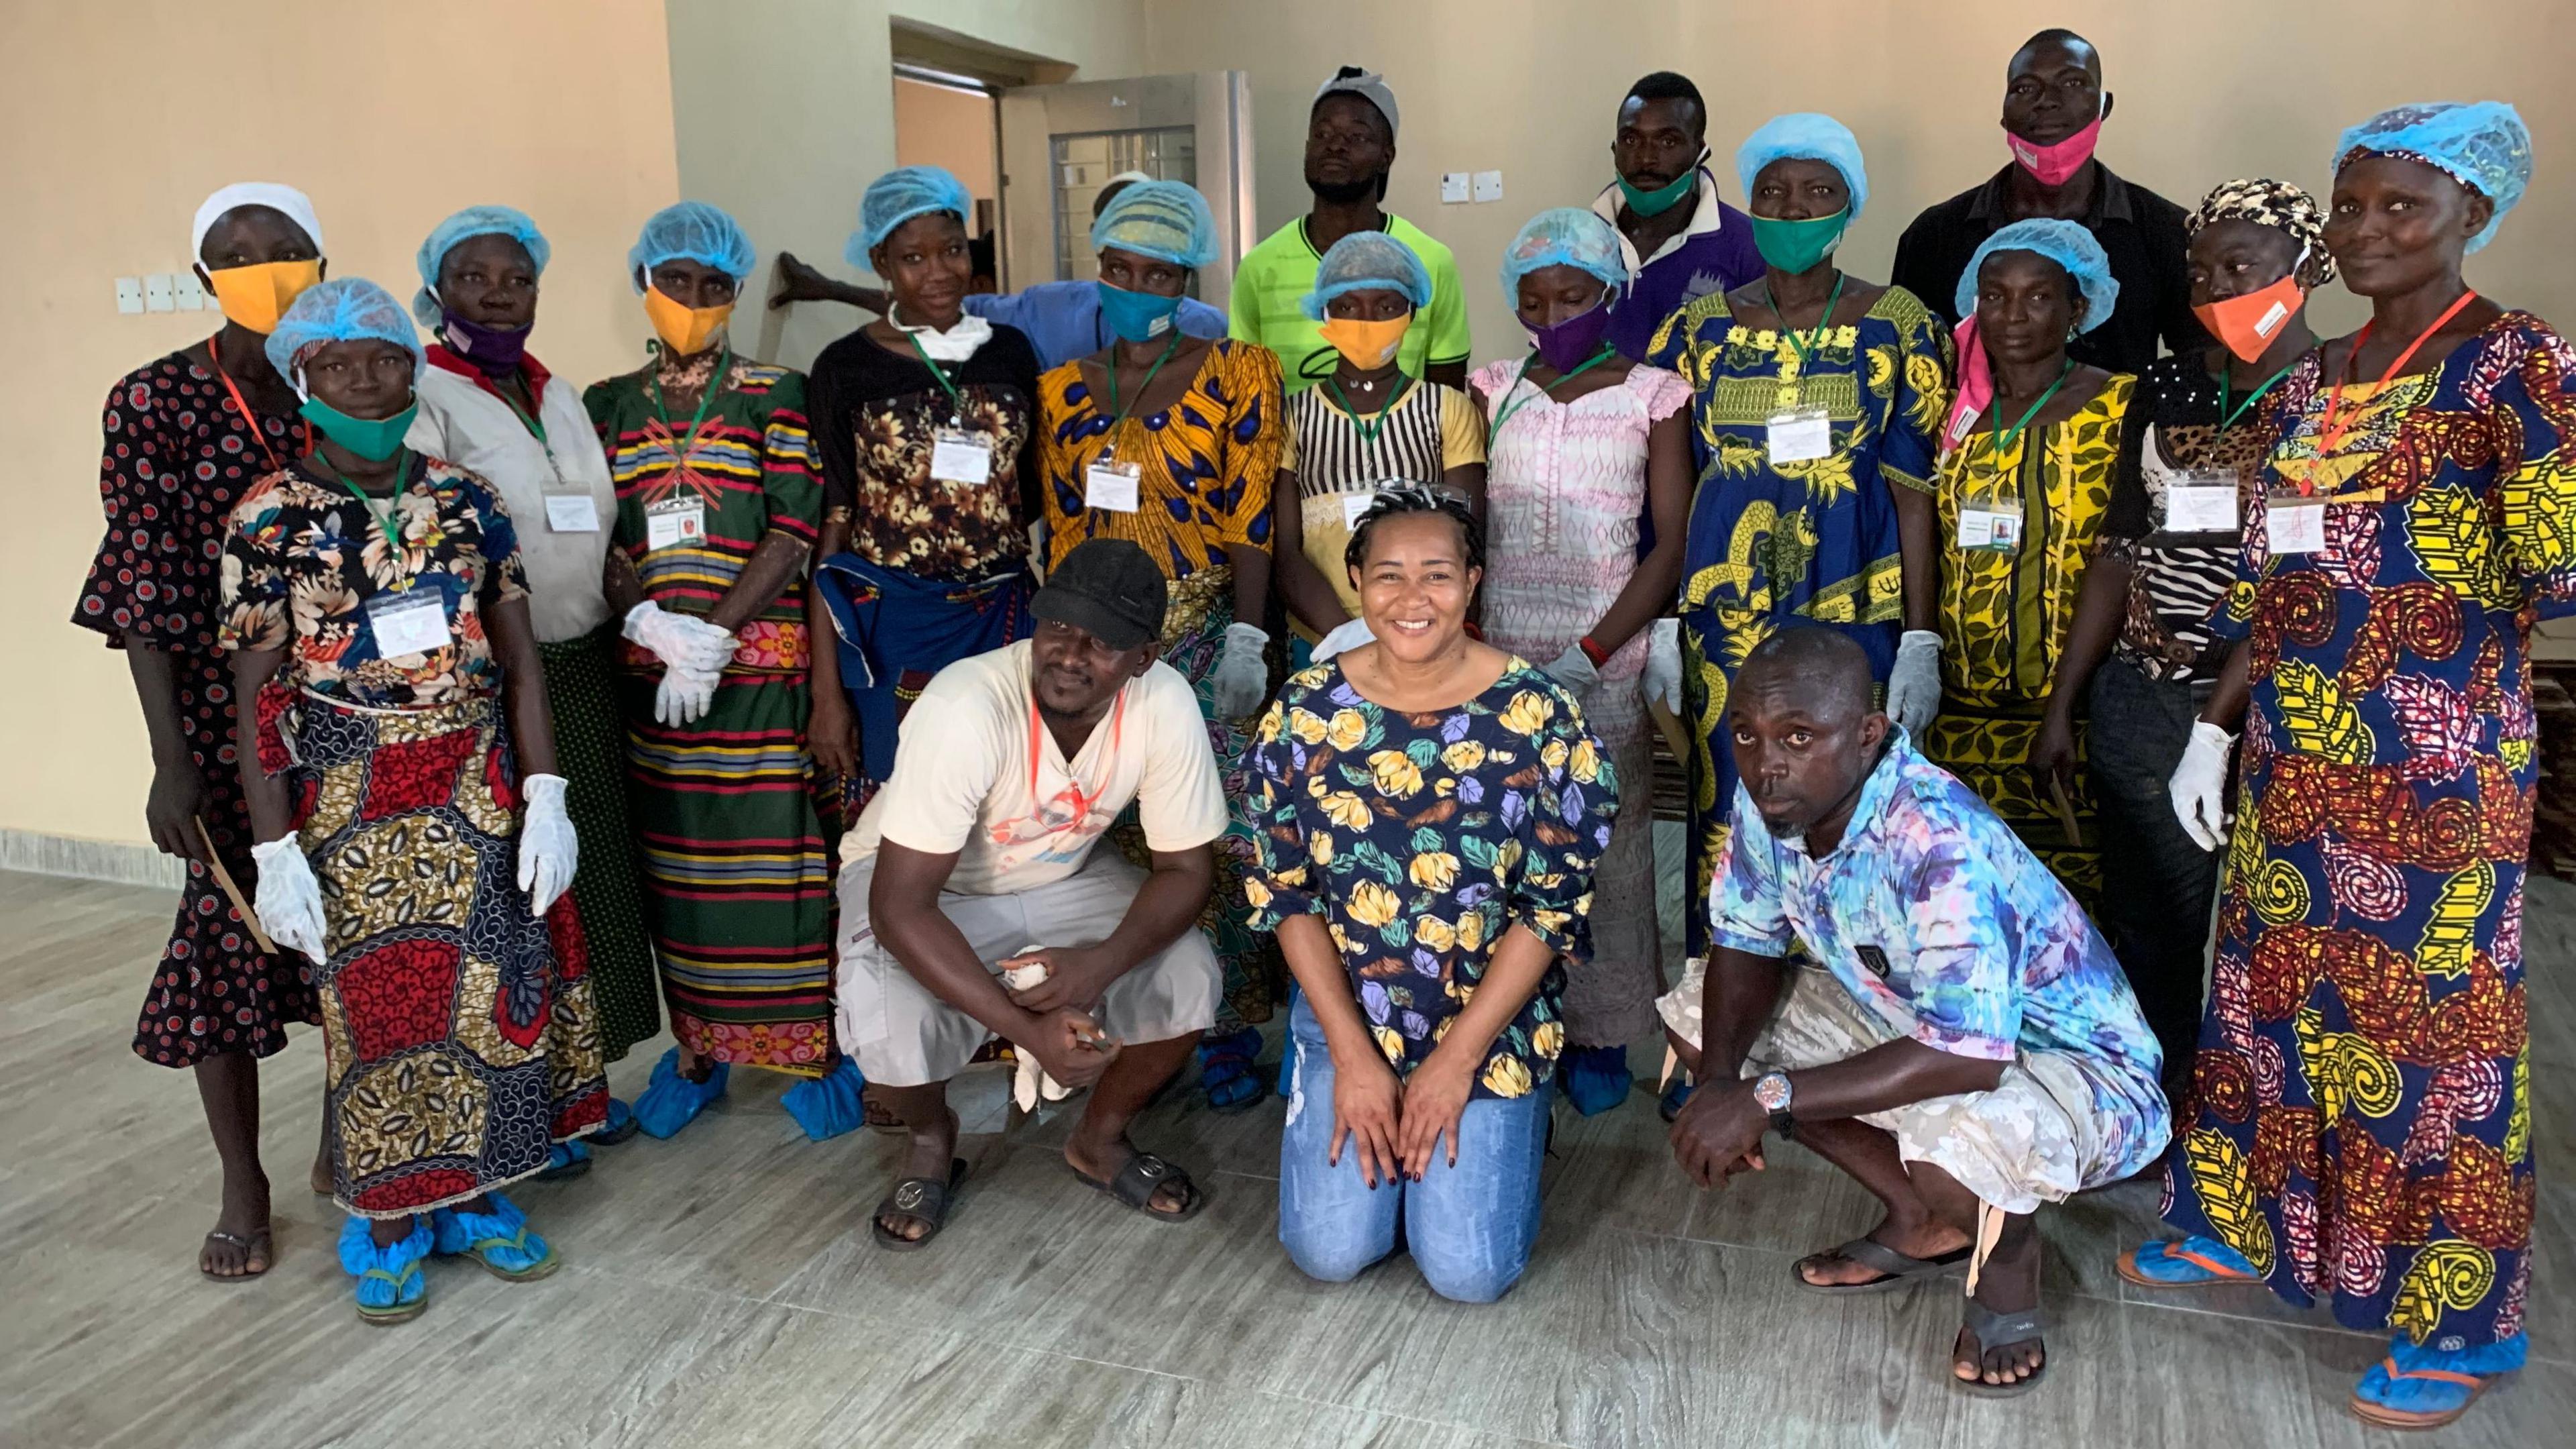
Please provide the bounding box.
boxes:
[1659,626,2166,1397]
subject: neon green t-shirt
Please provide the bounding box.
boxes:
[1228,214,1474,394]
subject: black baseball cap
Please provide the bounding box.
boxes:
[1031,539,1168,651]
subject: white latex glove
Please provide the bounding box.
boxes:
[1542,643,1601,691]
[623,600,737,675]
[250,835,328,961]
[516,774,580,917]
[1211,621,1271,719]
[1000,958,1076,1112]
[1885,630,1944,739]
[1309,616,1376,663]
[655,659,722,727]
[2171,720,2236,851]
[1643,618,1682,714]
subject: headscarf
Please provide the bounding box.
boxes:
[627,201,755,291]
[850,166,973,262]
[2332,101,2532,253]
[1955,218,2121,335]
[263,277,423,380]
[2186,178,2335,285]
[1301,231,1433,319]
[1498,208,1625,305]
[191,182,325,261]
[1734,113,1870,221]
[412,205,551,326]
[1091,179,1220,270]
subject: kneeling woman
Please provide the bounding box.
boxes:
[1244,488,1616,1303]
[223,278,607,1322]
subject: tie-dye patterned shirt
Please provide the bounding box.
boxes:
[1711,731,2167,1177]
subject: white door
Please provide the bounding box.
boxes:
[996,71,1254,304]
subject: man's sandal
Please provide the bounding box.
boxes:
[1792,1237,1972,1295]
[1951,1299,2047,1397]
[2115,1237,2262,1289]
[1071,1150,1207,1223]
[872,1159,970,1252]
[199,1227,272,1282]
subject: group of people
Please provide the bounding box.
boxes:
[74,24,2557,1428]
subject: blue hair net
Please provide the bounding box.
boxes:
[1091,179,1219,270]
[1300,231,1432,320]
[1497,208,1625,305]
[1955,219,2121,335]
[1735,113,1870,221]
[627,201,755,292]
[264,276,425,378]
[850,166,973,264]
[2333,101,2532,254]
[413,205,551,326]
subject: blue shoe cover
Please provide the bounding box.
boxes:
[633,1046,729,1140]
[339,1214,431,1319]
[1658,1076,1695,1122]
[2355,1333,2526,1419]
[782,1057,869,1142]
[2124,1235,2258,1285]
[430,1192,555,1277]
[596,1095,640,1144]
[1197,1028,1266,1112]
[1560,1044,1633,1117]
[535,1139,593,1180]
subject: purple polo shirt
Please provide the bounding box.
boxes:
[1593,170,1766,360]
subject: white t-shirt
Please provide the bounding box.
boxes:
[409,362,617,643]
[843,639,1228,896]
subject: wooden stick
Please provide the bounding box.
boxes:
[2046,775,2084,851]
[195,817,277,956]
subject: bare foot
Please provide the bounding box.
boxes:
[1797,1215,1971,1287]
[875,1110,961,1243]
[1953,1220,2046,1387]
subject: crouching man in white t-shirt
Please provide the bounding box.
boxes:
[837,539,1230,1248]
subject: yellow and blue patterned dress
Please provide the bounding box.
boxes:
[1646,286,1951,949]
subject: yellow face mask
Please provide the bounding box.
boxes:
[1316,313,1411,369]
[206,259,323,335]
[643,284,733,356]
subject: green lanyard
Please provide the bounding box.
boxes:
[2216,358,2300,435]
[1327,373,1411,446]
[902,332,967,418]
[1490,345,1619,436]
[649,346,730,444]
[327,450,416,584]
[498,378,547,447]
[1763,270,1847,369]
[1988,358,2076,455]
[1102,331,1183,431]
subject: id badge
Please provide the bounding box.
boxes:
[1956,506,2022,553]
[365,588,451,657]
[1085,459,1141,513]
[1766,405,1833,465]
[1340,491,1380,531]
[2267,492,2326,555]
[930,427,994,488]
[645,496,705,551]
[544,494,601,533]
[2160,469,2241,537]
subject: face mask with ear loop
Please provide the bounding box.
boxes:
[290,362,419,462]
[2193,244,2312,363]
[641,270,735,356]
[207,259,325,335]
[1617,150,1709,218]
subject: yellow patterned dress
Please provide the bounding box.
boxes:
[1925,374,2133,902]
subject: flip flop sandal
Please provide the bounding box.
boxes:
[872,1159,970,1252]
[433,1200,560,1283]
[1793,1237,1972,1295]
[1071,1150,1208,1223]
[355,1259,428,1326]
[1951,1299,2047,1398]
[2348,1356,2495,1430]
[2114,1240,2261,1290]
[199,1227,273,1283]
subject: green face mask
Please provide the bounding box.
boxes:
[299,394,421,462]
[1616,165,1699,219]
[1750,209,1850,275]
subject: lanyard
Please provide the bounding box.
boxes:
[1490,346,1619,437]
[2312,289,2477,470]
[641,347,729,507]
[1763,271,1847,369]
[204,336,308,472]
[2216,357,2300,435]
[903,332,967,417]
[1102,331,1183,431]
[326,450,415,582]
[1327,374,1411,446]
[496,377,547,447]
[1027,692,1126,823]
[647,346,729,446]
[1988,358,2075,456]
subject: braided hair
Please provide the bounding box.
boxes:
[1341,482,1485,580]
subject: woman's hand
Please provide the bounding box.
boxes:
[1330,1047,1406,1189]
[145,757,212,863]
[808,686,859,782]
[1398,1051,1477,1178]
[2029,702,2078,804]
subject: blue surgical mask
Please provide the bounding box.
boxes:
[1095,280,1183,342]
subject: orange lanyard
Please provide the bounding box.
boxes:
[1027,691,1126,825]
[204,335,309,472]
[2310,290,2477,479]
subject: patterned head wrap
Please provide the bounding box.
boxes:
[2332,101,2532,253]
[2186,178,2336,286]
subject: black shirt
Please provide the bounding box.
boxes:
[1890,161,2208,378]
[2098,352,2276,684]
[806,325,1043,580]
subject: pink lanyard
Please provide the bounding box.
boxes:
[205,337,309,470]
[1028,691,1126,824]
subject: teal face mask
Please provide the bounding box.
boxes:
[299,394,420,462]
[1616,166,1698,219]
[1750,209,1850,275]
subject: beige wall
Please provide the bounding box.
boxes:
[894,78,1000,212]
[2,0,681,849]
[1142,0,2574,362]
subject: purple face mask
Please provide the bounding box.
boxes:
[1527,299,1614,372]
[438,304,531,378]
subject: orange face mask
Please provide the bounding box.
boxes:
[2193,271,2306,364]
[1316,313,1411,369]
[206,259,323,335]
[643,284,733,356]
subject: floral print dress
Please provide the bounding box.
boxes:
[1243,657,1617,1099]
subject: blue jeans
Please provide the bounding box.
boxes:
[1277,996,1552,1303]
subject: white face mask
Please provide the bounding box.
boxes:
[890,304,994,362]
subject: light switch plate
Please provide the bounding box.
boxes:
[115,277,144,315]
[1440,171,1470,204]
[174,271,205,311]
[1472,170,1504,203]
[144,273,176,313]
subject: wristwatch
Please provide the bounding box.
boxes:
[1752,1071,1796,1139]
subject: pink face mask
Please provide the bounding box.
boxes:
[2006,111,2104,189]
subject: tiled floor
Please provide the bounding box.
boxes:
[0,864,2565,1448]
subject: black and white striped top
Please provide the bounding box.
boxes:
[2102,353,2280,684]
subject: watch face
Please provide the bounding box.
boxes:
[1754,1073,1792,1112]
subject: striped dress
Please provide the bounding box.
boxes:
[585,352,833,1077]
[1279,377,1485,632]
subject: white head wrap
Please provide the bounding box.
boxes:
[191,182,325,262]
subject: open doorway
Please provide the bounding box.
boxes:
[890,65,1002,294]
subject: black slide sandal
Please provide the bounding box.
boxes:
[1072,1150,1208,1223]
[1792,1237,1972,1295]
[871,1159,970,1252]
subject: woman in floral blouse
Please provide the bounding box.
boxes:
[1245,487,1615,1303]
